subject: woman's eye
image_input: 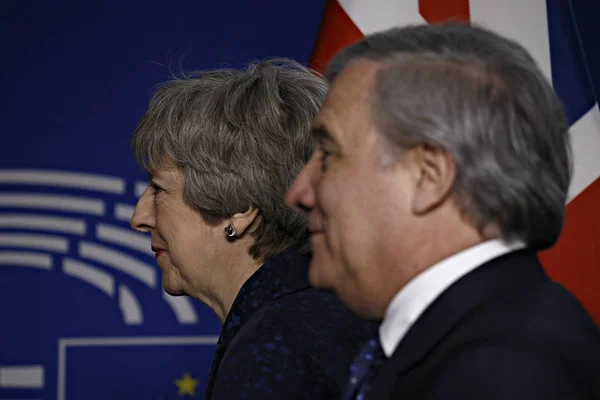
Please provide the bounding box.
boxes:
[150,183,164,202]
[150,183,162,193]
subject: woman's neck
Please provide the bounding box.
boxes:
[211,250,264,324]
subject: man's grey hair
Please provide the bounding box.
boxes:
[131,58,327,260]
[327,23,572,251]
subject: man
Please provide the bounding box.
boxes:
[286,23,600,399]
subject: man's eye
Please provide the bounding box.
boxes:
[320,149,331,172]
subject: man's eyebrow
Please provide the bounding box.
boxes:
[311,125,339,147]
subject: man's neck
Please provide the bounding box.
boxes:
[378,210,489,319]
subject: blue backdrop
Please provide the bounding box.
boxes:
[0,2,326,399]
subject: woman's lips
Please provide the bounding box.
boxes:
[152,247,166,258]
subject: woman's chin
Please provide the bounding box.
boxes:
[162,276,185,296]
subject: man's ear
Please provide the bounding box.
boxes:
[229,207,261,237]
[411,144,456,215]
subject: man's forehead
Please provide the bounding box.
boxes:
[321,60,380,115]
[314,60,382,144]
[330,59,382,92]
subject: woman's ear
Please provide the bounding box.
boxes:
[228,207,261,238]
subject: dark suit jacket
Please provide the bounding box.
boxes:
[205,246,377,400]
[367,249,600,400]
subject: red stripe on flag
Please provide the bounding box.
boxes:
[419,0,470,23]
[539,178,600,324]
[309,0,364,73]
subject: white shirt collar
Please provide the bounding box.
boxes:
[379,239,526,357]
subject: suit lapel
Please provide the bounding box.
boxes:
[372,250,548,389]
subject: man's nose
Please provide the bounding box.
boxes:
[286,156,320,213]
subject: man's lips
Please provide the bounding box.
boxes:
[307,214,323,235]
[308,229,324,237]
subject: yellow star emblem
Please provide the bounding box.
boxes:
[173,372,200,397]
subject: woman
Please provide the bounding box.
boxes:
[130,59,376,399]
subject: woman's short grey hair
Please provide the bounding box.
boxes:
[131,58,327,260]
[327,23,572,251]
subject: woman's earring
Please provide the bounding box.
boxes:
[225,224,237,241]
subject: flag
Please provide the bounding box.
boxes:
[310,0,600,324]
[59,337,215,400]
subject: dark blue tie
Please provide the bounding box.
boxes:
[343,336,386,400]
